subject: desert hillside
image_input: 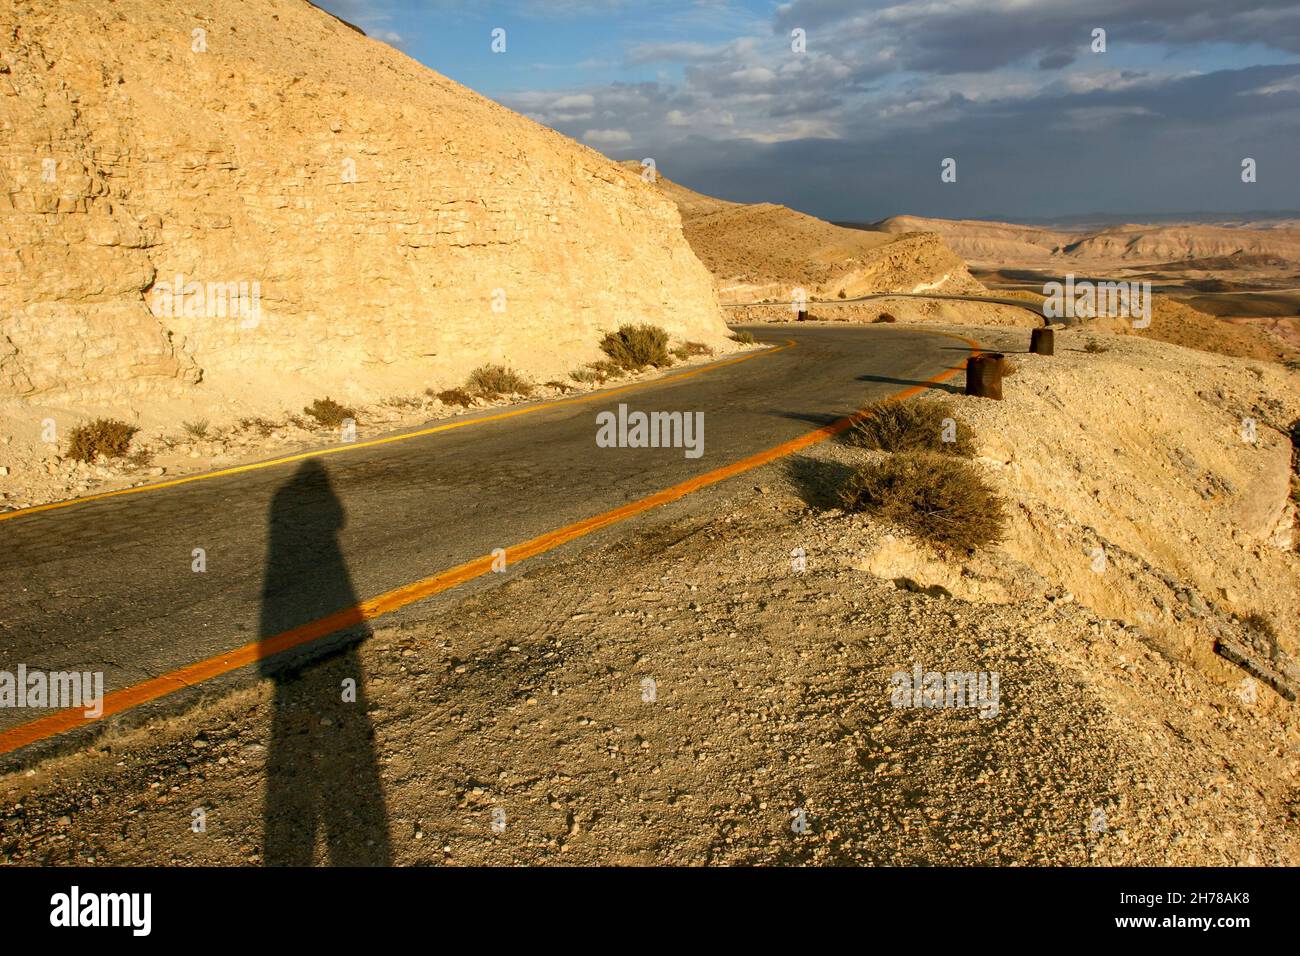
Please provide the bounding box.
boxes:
[0,0,729,421]
[630,164,984,304]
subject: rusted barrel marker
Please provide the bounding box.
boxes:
[1030,327,1054,355]
[965,352,1005,400]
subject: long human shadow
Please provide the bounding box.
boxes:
[257,459,391,866]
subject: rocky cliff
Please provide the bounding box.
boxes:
[0,0,729,416]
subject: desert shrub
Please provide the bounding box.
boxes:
[128,446,153,469]
[66,419,139,463]
[183,419,209,439]
[874,312,897,323]
[837,289,847,299]
[572,360,626,384]
[1084,338,1108,353]
[838,451,1006,554]
[303,397,355,427]
[729,330,756,344]
[1242,612,1278,645]
[846,398,975,456]
[600,324,671,370]
[672,341,714,360]
[467,364,532,398]
[239,416,278,437]
[430,387,474,407]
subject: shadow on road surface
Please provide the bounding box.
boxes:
[855,373,963,395]
[258,459,391,866]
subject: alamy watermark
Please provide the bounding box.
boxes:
[889,664,1000,718]
[1043,274,1151,328]
[0,665,104,718]
[595,403,704,459]
[150,273,261,328]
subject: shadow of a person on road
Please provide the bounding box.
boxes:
[257,459,391,866]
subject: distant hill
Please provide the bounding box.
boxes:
[840,216,1300,268]
[627,164,984,303]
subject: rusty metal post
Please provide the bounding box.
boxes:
[1030,327,1054,355]
[965,352,1005,400]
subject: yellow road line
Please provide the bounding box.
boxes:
[0,341,793,524]
[0,331,979,757]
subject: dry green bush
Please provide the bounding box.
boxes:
[239,416,277,437]
[846,398,975,457]
[571,360,626,384]
[303,397,356,427]
[672,341,714,360]
[182,419,209,439]
[729,330,756,344]
[1084,338,1108,353]
[467,364,533,398]
[430,387,474,407]
[66,419,139,463]
[600,324,671,370]
[839,451,1006,554]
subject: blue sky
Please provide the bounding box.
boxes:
[316,1,1300,222]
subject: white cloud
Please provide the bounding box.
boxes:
[582,128,633,146]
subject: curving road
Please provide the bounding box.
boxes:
[0,323,977,760]
[723,292,1055,324]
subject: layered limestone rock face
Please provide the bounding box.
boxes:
[0,0,729,415]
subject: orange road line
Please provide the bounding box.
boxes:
[0,331,979,757]
[0,340,793,524]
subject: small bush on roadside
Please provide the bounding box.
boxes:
[1084,338,1108,353]
[600,324,672,370]
[183,419,209,439]
[729,330,756,344]
[838,451,1005,554]
[239,417,278,437]
[467,364,533,398]
[430,387,474,407]
[874,313,897,323]
[672,341,714,360]
[571,360,626,384]
[303,397,355,427]
[66,419,139,463]
[846,398,975,457]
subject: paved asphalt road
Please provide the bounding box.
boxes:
[0,323,978,756]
